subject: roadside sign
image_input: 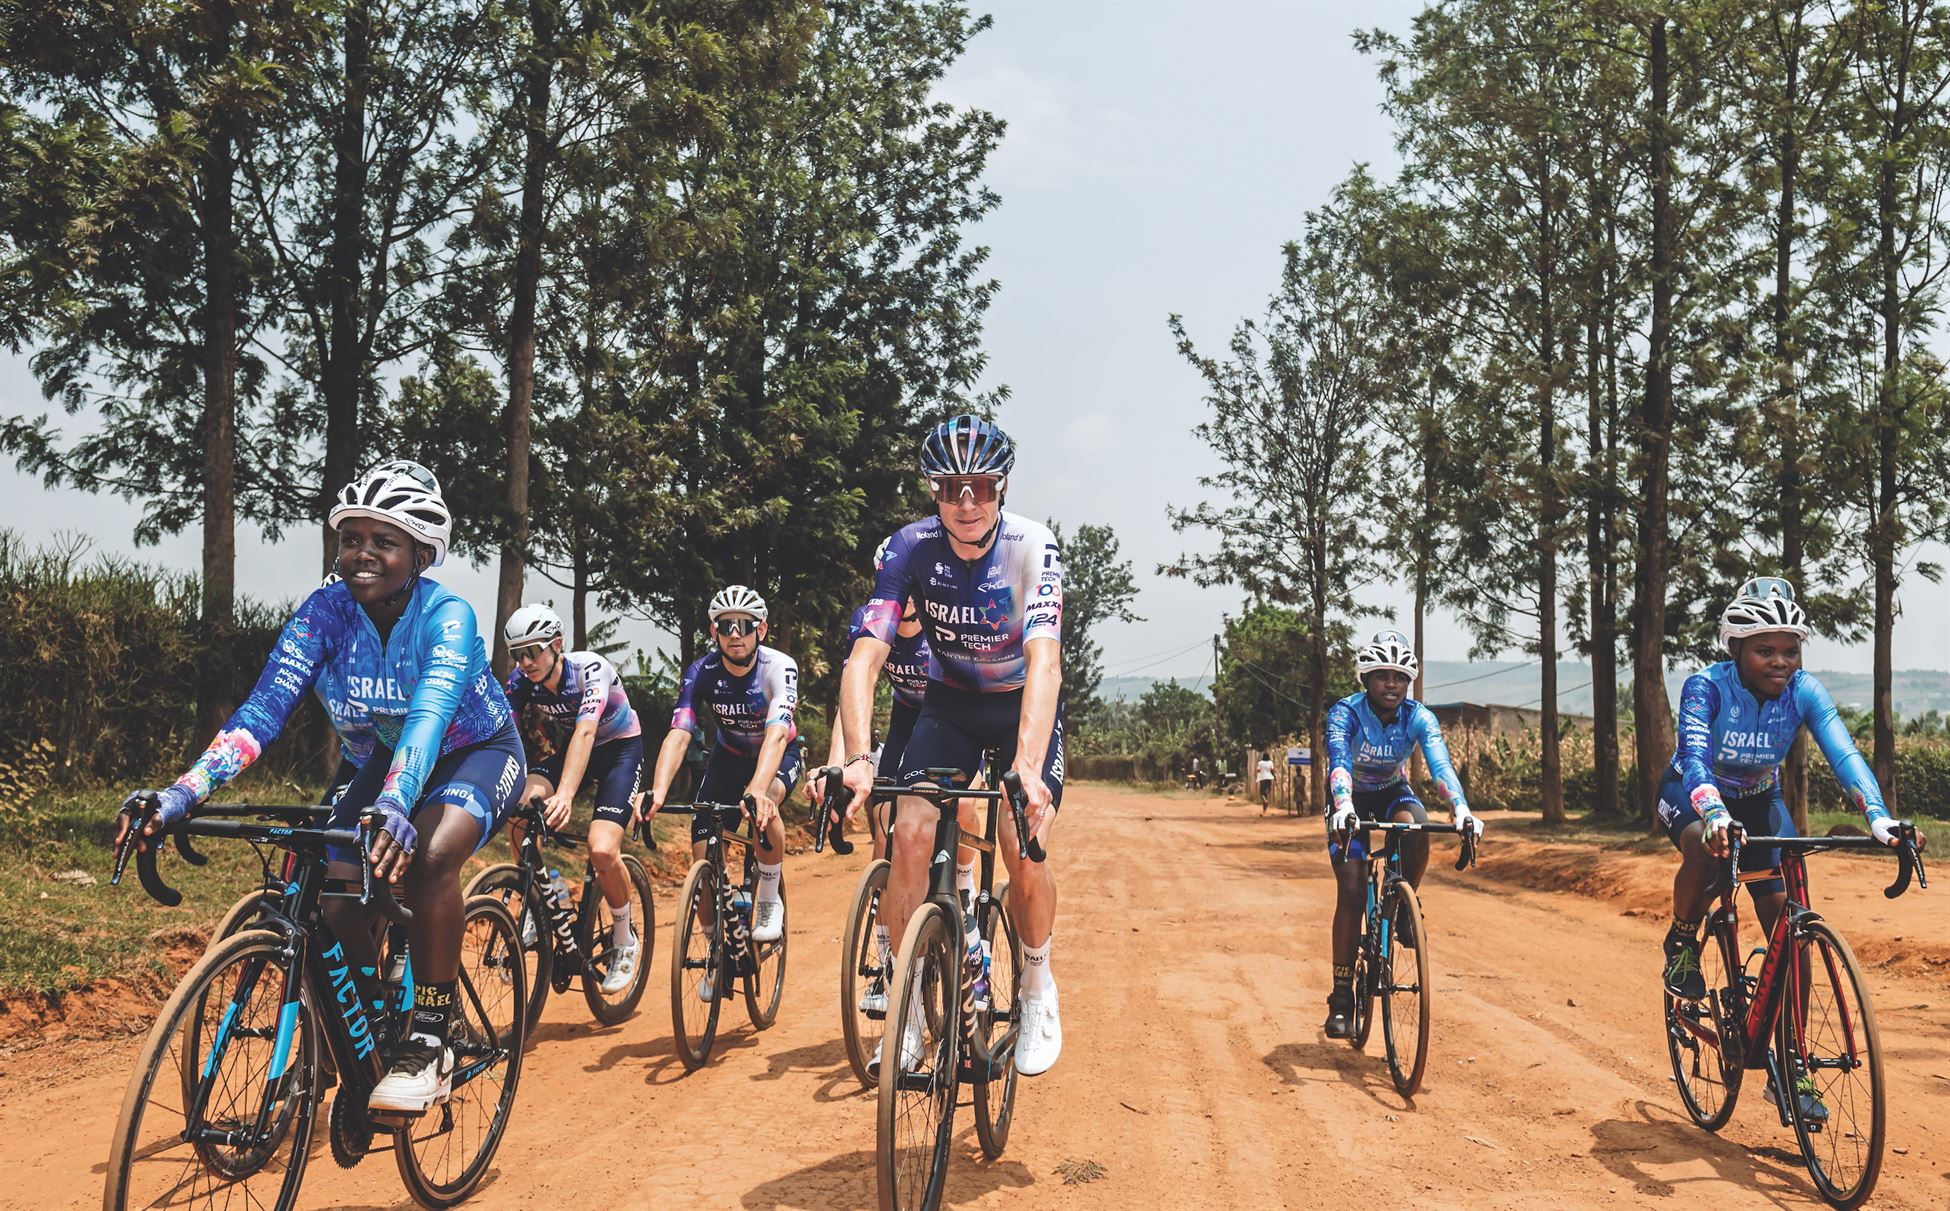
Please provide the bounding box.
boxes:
[1287,746,1311,766]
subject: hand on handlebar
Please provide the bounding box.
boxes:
[1870,815,1901,847]
[841,757,875,821]
[1701,809,1733,858]
[365,803,417,884]
[1010,761,1054,843]
[1453,807,1483,838]
[1328,804,1357,841]
[542,789,575,831]
[116,786,196,853]
[748,789,780,835]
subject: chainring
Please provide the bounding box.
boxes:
[328,1093,373,1169]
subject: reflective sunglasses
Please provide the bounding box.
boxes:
[1739,576,1797,602]
[714,617,761,637]
[929,475,1003,504]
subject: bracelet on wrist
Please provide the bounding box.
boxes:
[845,752,874,769]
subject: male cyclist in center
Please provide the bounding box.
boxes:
[840,414,1067,1078]
[1321,630,1481,1040]
[644,585,801,949]
[501,602,646,994]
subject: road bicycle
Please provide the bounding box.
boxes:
[657,796,787,1070]
[1665,821,1926,1209]
[1335,818,1479,1097]
[807,767,893,1087]
[874,769,1036,1211]
[463,796,654,1036]
[104,797,525,1210]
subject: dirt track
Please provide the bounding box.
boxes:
[3,784,1947,1210]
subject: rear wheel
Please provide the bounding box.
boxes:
[973,882,1022,1160]
[392,895,526,1208]
[579,854,655,1025]
[1665,917,1744,1131]
[1779,919,1883,1209]
[464,863,552,1037]
[876,902,960,1211]
[1379,881,1431,1097]
[670,860,724,1071]
[841,859,891,1088]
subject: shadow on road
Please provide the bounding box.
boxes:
[1262,1040,1412,1111]
[741,1136,1034,1211]
[1588,1099,1804,1203]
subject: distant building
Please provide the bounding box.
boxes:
[1425,702,1596,735]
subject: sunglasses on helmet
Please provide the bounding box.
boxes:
[714,617,761,637]
[1739,576,1797,602]
[929,475,1003,504]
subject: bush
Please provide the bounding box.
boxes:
[1808,734,1950,819]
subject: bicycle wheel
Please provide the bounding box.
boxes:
[1379,881,1432,1097]
[393,894,526,1208]
[464,863,552,1037]
[206,885,285,951]
[106,929,318,1211]
[1349,899,1377,1051]
[745,879,787,1029]
[1665,917,1744,1131]
[1778,918,1884,1209]
[670,859,724,1070]
[877,901,961,1211]
[973,881,1022,1160]
[841,859,892,1088]
[579,853,655,1025]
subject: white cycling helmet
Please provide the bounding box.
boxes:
[505,603,564,652]
[328,463,452,566]
[1719,576,1809,652]
[365,458,440,495]
[708,584,768,623]
[1355,629,1419,680]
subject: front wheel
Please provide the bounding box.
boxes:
[464,863,552,1038]
[1666,918,1744,1131]
[207,885,285,951]
[972,882,1022,1160]
[745,880,787,1030]
[841,859,892,1088]
[876,902,961,1211]
[579,853,655,1025]
[1379,881,1432,1097]
[670,860,724,1071]
[1779,919,1884,1209]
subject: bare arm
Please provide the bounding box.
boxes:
[839,635,892,815]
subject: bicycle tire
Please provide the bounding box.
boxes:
[1779,918,1884,1209]
[106,928,317,1211]
[745,879,787,1029]
[464,863,553,1037]
[973,881,1021,1160]
[877,901,960,1211]
[393,894,527,1208]
[841,859,892,1088]
[1379,880,1432,1097]
[1349,893,1377,1051]
[207,886,285,951]
[1665,915,1743,1131]
[578,853,656,1025]
[670,859,724,1071]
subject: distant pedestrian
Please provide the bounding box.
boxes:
[1256,754,1275,814]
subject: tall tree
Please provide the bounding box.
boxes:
[1047,520,1142,719]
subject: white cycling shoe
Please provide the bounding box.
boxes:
[870,1015,926,1079]
[697,970,716,1003]
[369,1038,452,1114]
[600,937,639,995]
[1014,987,1063,1077]
[858,981,888,1015]
[752,897,785,943]
[519,910,539,949]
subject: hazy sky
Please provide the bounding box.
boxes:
[4,1,1947,689]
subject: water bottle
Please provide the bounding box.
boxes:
[545,869,573,910]
[546,869,580,956]
[731,886,753,927]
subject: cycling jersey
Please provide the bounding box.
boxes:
[858,511,1062,693]
[671,646,798,758]
[847,604,929,708]
[1323,692,1467,814]
[173,578,512,816]
[503,651,641,745]
[1667,661,1887,822]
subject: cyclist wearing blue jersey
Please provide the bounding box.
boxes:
[1320,630,1481,1040]
[644,585,800,946]
[503,602,646,993]
[116,462,526,1114]
[839,415,1067,1077]
[1657,579,1910,1011]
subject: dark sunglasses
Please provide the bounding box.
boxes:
[929,475,1003,504]
[714,618,760,637]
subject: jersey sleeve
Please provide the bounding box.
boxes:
[858,530,916,643]
[576,657,615,728]
[172,592,336,803]
[1022,524,1063,644]
[375,596,479,813]
[1409,704,1468,811]
[1675,672,1726,815]
[502,666,529,707]
[671,656,705,734]
[1324,700,1357,812]
[1795,674,1888,820]
[765,653,800,736]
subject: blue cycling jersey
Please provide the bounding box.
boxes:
[504,651,641,745]
[1323,692,1468,814]
[1668,662,1887,821]
[172,578,512,815]
[670,646,798,758]
[858,511,1062,693]
[848,604,929,709]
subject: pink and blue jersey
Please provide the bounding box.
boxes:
[1667,662,1886,822]
[172,578,512,815]
[1324,692,1468,813]
[848,604,929,708]
[504,652,641,744]
[671,646,798,758]
[857,511,1062,694]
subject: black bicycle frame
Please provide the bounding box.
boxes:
[658,799,771,977]
[509,798,589,979]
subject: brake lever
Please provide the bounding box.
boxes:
[358,814,413,926]
[1000,771,1046,863]
[109,793,155,887]
[743,794,773,853]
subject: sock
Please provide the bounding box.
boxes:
[874,923,893,969]
[1021,937,1054,998]
[1332,963,1354,992]
[756,862,783,904]
[409,978,456,1049]
[610,898,634,950]
[1667,916,1700,945]
[956,861,976,898]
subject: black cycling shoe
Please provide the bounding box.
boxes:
[1322,990,1355,1040]
[1663,934,1707,1001]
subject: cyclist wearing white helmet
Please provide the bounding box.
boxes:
[1655,578,1908,1020]
[839,414,1070,1078]
[503,603,646,993]
[1319,629,1478,1040]
[644,585,801,945]
[116,459,525,1115]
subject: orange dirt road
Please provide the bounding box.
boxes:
[2,783,1946,1209]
